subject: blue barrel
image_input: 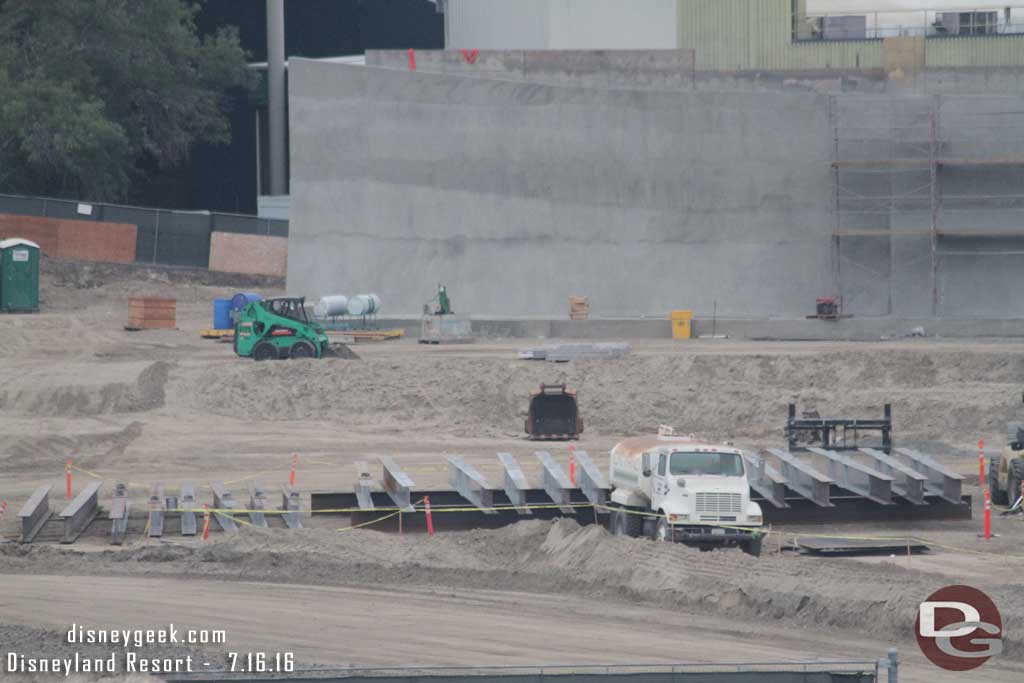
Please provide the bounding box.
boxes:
[230,292,262,312]
[213,298,232,330]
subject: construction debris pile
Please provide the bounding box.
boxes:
[518,342,631,362]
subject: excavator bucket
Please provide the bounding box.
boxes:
[525,384,583,440]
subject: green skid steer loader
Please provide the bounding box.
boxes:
[234,297,348,361]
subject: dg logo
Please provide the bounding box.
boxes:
[916,585,1003,672]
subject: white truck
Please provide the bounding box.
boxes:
[607,434,765,556]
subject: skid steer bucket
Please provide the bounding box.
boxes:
[525,384,583,440]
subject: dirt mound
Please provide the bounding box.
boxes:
[1,421,144,473]
[4,521,1020,658]
[36,257,284,314]
[0,362,170,418]
[177,348,1023,447]
[42,257,284,291]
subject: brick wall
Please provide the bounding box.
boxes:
[0,214,137,263]
[0,215,60,254]
[208,231,288,277]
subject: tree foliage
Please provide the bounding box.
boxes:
[0,0,253,201]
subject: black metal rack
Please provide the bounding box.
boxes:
[787,403,892,453]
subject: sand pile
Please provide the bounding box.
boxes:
[0,361,171,418]
[2,422,143,474]
[177,349,1022,447]
[4,520,1020,657]
[39,258,283,313]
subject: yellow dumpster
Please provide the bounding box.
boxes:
[670,310,693,340]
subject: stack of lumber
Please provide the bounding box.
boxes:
[126,297,176,330]
[569,296,589,320]
[345,329,404,342]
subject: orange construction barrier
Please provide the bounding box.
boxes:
[984,488,991,540]
[425,496,434,536]
[979,438,985,486]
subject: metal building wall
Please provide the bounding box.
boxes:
[680,0,883,70]
[679,0,1024,70]
[924,35,1024,67]
[447,0,678,49]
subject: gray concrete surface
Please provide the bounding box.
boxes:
[288,57,1024,321]
[368,49,889,93]
[369,50,1024,96]
[288,60,833,318]
[365,316,1024,341]
[370,49,703,91]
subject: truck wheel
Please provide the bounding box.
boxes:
[622,509,643,538]
[610,509,626,536]
[990,459,1008,505]
[290,341,316,359]
[610,508,642,538]
[742,536,763,558]
[252,342,277,362]
[654,517,671,542]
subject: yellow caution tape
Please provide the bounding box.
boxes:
[224,469,280,486]
[53,463,1024,557]
[337,509,402,532]
[216,511,255,528]
[67,465,157,490]
[69,464,104,480]
[164,501,596,516]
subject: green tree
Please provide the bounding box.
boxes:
[0,0,253,201]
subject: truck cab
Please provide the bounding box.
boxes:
[608,435,764,555]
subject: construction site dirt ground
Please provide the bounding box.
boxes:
[1,261,1023,682]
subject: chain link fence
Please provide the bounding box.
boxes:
[0,193,288,269]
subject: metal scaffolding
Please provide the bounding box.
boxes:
[829,95,1024,315]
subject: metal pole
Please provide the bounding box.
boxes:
[887,647,899,683]
[255,108,262,198]
[830,95,842,298]
[266,0,287,196]
[152,210,160,264]
[930,97,940,315]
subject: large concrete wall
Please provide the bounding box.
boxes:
[373,49,1024,97]
[833,95,1024,317]
[287,58,1024,319]
[368,50,706,92]
[287,59,835,318]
